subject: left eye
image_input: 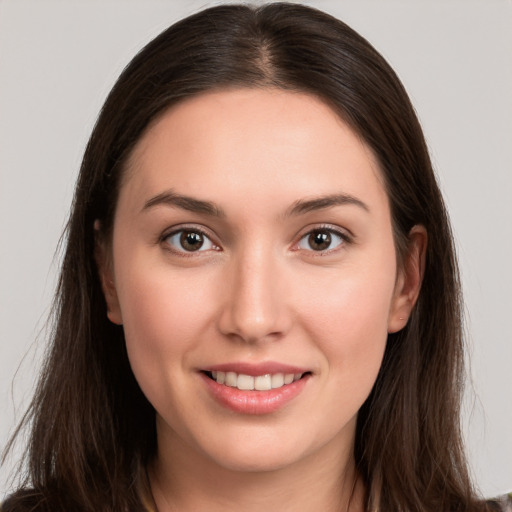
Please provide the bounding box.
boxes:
[297,229,346,252]
[165,229,217,253]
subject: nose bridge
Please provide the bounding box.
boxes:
[219,241,289,343]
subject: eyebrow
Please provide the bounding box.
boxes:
[142,190,369,218]
[286,193,370,216]
[142,190,225,217]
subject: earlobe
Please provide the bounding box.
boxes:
[94,220,123,326]
[388,225,427,333]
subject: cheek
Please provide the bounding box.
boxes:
[298,257,396,385]
[114,261,217,395]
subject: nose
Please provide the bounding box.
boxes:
[217,245,292,344]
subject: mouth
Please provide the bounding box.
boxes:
[203,370,310,391]
[200,363,312,414]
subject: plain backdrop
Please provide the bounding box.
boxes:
[1,0,511,500]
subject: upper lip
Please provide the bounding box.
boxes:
[201,362,311,376]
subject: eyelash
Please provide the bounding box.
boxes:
[160,224,352,256]
[160,225,220,256]
[294,225,352,255]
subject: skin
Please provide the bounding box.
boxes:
[97,88,426,512]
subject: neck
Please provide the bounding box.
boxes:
[147,433,364,512]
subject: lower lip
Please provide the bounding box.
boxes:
[201,373,310,415]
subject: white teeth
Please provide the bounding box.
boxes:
[254,374,272,390]
[210,371,304,390]
[225,371,237,387]
[271,373,284,388]
[237,374,254,390]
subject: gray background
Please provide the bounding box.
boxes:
[1,0,511,499]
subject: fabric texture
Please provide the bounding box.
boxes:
[487,492,512,512]
[141,492,512,511]
[2,492,512,511]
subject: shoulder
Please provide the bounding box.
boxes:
[486,493,512,512]
[1,489,64,512]
[2,487,150,511]
[1,492,45,512]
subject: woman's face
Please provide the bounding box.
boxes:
[100,88,419,473]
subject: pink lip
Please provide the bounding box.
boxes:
[199,362,311,415]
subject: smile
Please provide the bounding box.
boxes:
[206,371,304,391]
[200,364,312,414]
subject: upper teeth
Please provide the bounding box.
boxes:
[211,371,303,391]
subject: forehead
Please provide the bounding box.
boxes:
[121,88,387,215]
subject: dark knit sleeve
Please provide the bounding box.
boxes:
[487,493,512,512]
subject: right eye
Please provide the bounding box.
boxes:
[164,229,218,253]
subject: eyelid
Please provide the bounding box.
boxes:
[158,222,352,256]
[160,224,221,254]
[292,224,353,254]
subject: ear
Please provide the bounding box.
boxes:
[94,220,123,325]
[388,225,427,333]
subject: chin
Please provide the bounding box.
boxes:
[196,424,327,474]
[210,447,304,474]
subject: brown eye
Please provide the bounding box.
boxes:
[308,231,331,251]
[297,228,346,252]
[164,229,217,253]
[180,231,204,251]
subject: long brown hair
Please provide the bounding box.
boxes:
[3,3,486,511]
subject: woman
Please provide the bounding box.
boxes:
[2,3,510,511]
